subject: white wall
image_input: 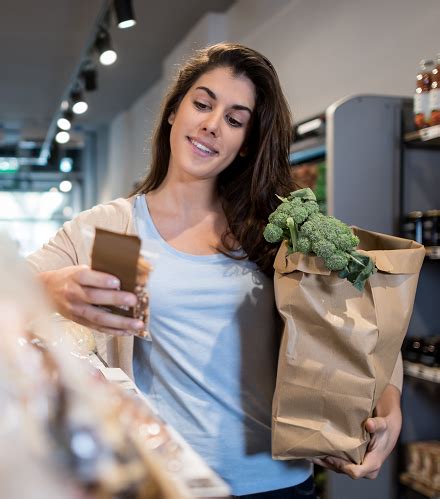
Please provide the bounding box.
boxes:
[101,0,440,201]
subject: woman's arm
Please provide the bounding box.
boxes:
[312,383,402,479]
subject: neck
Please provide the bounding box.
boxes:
[147,169,222,217]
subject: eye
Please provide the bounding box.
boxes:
[194,101,210,110]
[226,115,243,128]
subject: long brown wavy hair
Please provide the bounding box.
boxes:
[131,42,296,276]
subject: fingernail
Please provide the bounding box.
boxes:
[124,295,136,306]
[109,278,120,288]
[133,320,144,330]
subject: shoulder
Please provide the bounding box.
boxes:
[73,196,136,234]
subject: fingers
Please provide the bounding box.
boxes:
[74,266,121,289]
[82,287,137,308]
[311,456,381,480]
[365,417,388,434]
[71,303,144,333]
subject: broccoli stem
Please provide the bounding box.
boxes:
[348,252,366,267]
[286,217,298,249]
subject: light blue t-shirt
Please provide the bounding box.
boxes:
[133,195,311,496]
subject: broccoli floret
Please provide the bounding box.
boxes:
[268,210,288,228]
[335,233,360,252]
[290,205,308,224]
[312,239,337,259]
[304,200,320,216]
[263,223,284,243]
[296,236,312,254]
[324,251,349,271]
[299,213,325,242]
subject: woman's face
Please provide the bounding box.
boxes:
[168,66,256,182]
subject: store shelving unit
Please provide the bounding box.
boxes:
[314,95,440,499]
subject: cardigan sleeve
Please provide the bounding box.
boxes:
[27,197,136,272]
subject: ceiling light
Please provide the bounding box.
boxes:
[114,0,136,29]
[55,130,70,144]
[59,180,73,193]
[59,157,73,173]
[96,30,117,66]
[71,89,88,114]
[57,110,73,131]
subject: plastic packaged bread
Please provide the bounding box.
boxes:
[91,228,152,338]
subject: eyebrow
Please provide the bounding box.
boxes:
[195,86,253,114]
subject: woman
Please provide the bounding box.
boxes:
[29,43,402,498]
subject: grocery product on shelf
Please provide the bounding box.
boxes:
[430,55,440,126]
[414,59,434,129]
[400,441,440,496]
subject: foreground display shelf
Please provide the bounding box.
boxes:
[88,353,231,499]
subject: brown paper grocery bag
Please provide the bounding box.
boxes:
[272,227,425,464]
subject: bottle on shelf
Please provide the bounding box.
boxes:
[414,59,434,129]
[422,209,440,247]
[430,54,440,126]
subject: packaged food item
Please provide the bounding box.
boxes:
[414,59,434,129]
[402,441,440,493]
[430,54,440,126]
[422,209,440,247]
[91,228,152,338]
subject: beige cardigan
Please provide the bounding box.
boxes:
[27,196,403,391]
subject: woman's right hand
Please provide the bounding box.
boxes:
[39,265,145,336]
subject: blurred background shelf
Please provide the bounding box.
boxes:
[400,473,440,499]
[404,125,440,147]
[403,361,440,384]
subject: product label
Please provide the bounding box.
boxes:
[414,92,430,116]
[429,88,440,111]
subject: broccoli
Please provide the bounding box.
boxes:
[263,223,284,243]
[264,188,375,290]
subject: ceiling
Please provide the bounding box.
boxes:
[0,0,234,150]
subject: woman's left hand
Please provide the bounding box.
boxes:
[311,384,402,479]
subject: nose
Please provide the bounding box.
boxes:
[200,111,221,137]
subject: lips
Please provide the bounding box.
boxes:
[187,136,218,156]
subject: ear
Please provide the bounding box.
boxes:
[168,112,175,125]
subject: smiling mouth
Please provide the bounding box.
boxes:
[187,137,218,156]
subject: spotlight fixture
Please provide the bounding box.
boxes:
[81,66,98,92]
[59,180,73,193]
[59,157,73,173]
[71,89,88,115]
[114,0,136,29]
[57,109,74,131]
[55,130,70,144]
[96,30,117,66]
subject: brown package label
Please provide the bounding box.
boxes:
[272,227,425,464]
[91,228,141,317]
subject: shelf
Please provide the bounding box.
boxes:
[426,247,440,260]
[404,361,440,383]
[400,473,440,498]
[289,145,326,165]
[404,125,440,146]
